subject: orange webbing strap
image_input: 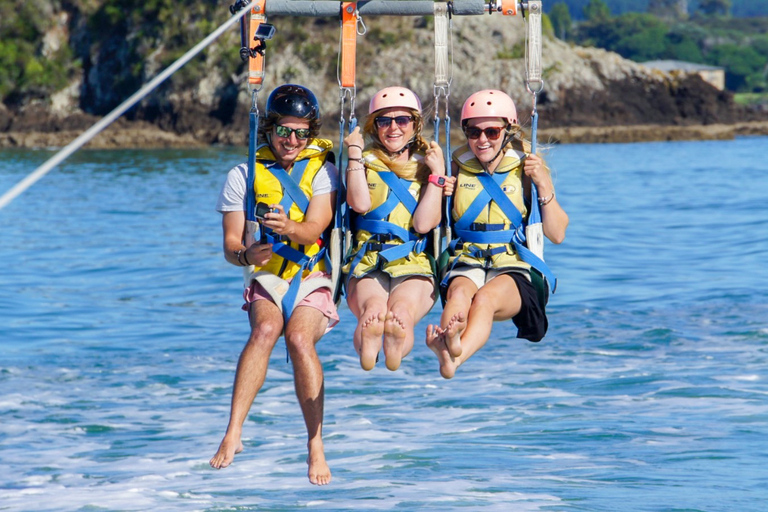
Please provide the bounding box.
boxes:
[340,2,357,89]
[248,0,267,91]
[500,0,517,16]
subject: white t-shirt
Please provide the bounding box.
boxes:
[216,160,339,213]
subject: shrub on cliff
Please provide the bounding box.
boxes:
[0,2,78,104]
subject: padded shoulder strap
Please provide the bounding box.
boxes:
[474,172,524,229]
[375,172,418,213]
[265,159,311,212]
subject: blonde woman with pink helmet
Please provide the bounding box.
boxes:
[343,86,456,371]
[426,89,569,379]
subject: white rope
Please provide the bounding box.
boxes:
[0,0,259,211]
[434,2,450,88]
[525,0,543,89]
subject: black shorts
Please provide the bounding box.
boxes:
[508,270,548,342]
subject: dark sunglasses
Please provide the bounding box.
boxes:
[275,125,311,140]
[374,116,413,129]
[464,126,505,141]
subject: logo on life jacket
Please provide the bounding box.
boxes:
[502,185,517,194]
[460,183,477,190]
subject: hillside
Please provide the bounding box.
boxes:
[545,0,768,19]
[1,1,765,148]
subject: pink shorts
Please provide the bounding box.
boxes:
[242,272,340,332]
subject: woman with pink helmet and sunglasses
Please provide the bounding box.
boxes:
[343,86,456,371]
[426,89,568,379]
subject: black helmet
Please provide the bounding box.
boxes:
[266,84,320,120]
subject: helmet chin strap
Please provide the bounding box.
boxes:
[382,136,416,159]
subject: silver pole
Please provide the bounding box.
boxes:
[264,0,488,16]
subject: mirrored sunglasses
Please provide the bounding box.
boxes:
[275,125,311,140]
[374,115,414,129]
[464,126,504,140]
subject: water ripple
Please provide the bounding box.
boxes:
[2,142,768,510]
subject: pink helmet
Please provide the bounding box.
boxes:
[368,86,422,114]
[460,90,518,126]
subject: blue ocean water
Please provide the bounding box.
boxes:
[1,138,767,511]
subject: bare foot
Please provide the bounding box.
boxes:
[307,440,332,485]
[210,431,244,469]
[444,312,466,358]
[425,324,459,379]
[359,312,384,370]
[383,311,407,371]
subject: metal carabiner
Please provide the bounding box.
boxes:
[356,11,367,35]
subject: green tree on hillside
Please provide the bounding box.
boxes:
[545,0,768,19]
[697,0,731,16]
[583,0,611,22]
[550,2,573,40]
[707,43,766,90]
[665,30,704,61]
[579,13,670,61]
[648,0,688,18]
[0,2,76,102]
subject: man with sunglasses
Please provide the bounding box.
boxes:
[212,84,339,485]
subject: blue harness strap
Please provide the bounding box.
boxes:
[442,115,452,248]
[266,159,311,213]
[452,172,523,242]
[447,169,556,292]
[249,154,329,320]
[277,247,326,318]
[347,170,427,275]
[376,171,419,212]
[365,191,401,221]
[528,111,542,226]
[246,113,258,223]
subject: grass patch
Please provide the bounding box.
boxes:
[734,92,768,105]
[496,42,525,60]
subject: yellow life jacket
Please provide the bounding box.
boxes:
[343,151,433,279]
[246,139,333,281]
[448,144,530,271]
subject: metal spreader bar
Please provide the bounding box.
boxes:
[260,0,518,16]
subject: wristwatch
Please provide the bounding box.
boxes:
[428,174,446,188]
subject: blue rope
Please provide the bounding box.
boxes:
[247,108,258,223]
[528,109,541,226]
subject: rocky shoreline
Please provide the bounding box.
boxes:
[2,119,767,150]
[540,120,768,144]
[5,10,767,151]
[5,11,767,151]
